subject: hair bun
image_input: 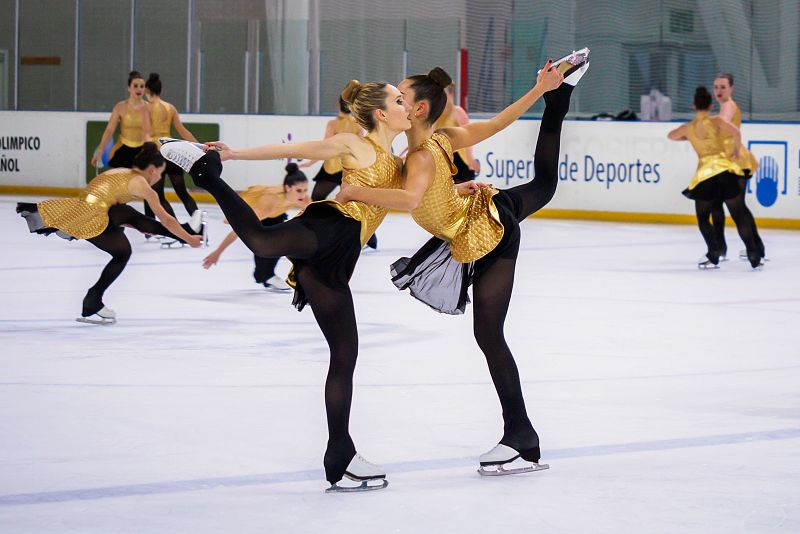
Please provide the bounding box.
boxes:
[285,162,299,173]
[129,70,142,79]
[148,72,160,82]
[141,141,158,152]
[428,67,452,89]
[341,80,363,105]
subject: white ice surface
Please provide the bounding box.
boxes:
[1,197,799,533]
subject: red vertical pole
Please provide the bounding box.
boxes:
[459,48,469,111]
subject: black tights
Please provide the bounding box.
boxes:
[189,152,360,483]
[470,84,573,460]
[709,177,765,257]
[83,205,181,316]
[696,191,762,266]
[144,170,199,218]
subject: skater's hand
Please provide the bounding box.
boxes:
[335,183,356,203]
[204,141,233,161]
[455,180,492,196]
[536,60,563,92]
[90,151,101,168]
[186,235,203,248]
[455,181,480,196]
[202,251,221,269]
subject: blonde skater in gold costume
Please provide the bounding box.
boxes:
[709,73,765,261]
[158,79,411,491]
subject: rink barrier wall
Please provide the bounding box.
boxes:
[2,111,798,229]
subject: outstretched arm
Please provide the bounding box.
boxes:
[172,107,199,142]
[128,177,202,247]
[203,230,238,268]
[206,132,361,163]
[335,150,435,211]
[297,120,337,168]
[91,104,121,167]
[441,60,563,151]
[667,123,688,141]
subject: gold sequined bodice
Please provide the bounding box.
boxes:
[685,114,744,190]
[119,102,146,147]
[308,136,400,245]
[149,99,175,141]
[720,102,759,173]
[38,169,138,239]
[410,132,502,263]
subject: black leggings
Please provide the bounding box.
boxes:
[144,168,199,219]
[83,205,182,316]
[469,84,573,460]
[696,190,762,266]
[188,151,362,483]
[709,176,765,257]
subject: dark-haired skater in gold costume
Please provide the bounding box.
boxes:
[91,71,151,170]
[17,143,202,324]
[668,86,763,269]
[335,49,588,476]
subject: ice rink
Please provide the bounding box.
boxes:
[1,196,798,533]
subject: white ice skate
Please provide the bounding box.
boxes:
[76,306,116,325]
[159,138,206,173]
[160,237,183,249]
[540,47,590,86]
[739,250,768,263]
[478,444,550,477]
[697,256,720,270]
[189,209,209,247]
[162,211,207,249]
[263,275,292,293]
[326,453,388,493]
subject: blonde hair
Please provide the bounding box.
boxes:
[341,80,389,132]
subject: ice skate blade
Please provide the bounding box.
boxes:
[697,262,720,270]
[478,462,549,476]
[161,239,185,249]
[75,316,116,326]
[263,285,292,293]
[325,477,388,493]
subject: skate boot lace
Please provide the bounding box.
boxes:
[166,149,195,172]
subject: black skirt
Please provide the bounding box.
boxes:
[390,189,523,315]
[682,171,743,201]
[108,144,141,168]
[312,165,343,185]
[288,203,362,311]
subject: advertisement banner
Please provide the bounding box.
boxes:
[1,111,797,225]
